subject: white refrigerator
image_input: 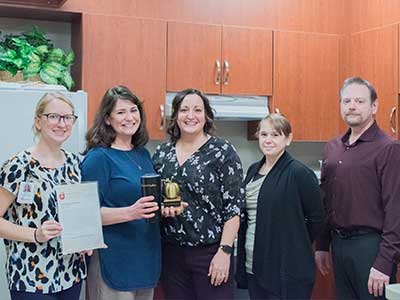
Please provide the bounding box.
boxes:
[0,82,87,299]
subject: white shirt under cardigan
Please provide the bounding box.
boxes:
[245,174,266,274]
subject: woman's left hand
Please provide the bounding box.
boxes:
[208,249,230,286]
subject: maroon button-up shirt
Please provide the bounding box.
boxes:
[316,122,400,275]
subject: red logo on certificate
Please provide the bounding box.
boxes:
[59,192,65,200]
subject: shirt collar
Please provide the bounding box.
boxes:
[341,121,378,146]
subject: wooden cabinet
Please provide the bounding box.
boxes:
[273,31,341,141]
[167,22,221,94]
[81,14,167,140]
[167,22,272,95]
[349,25,398,138]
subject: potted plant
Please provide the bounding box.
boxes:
[0,26,75,90]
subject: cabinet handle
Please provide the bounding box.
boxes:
[389,106,396,133]
[159,104,165,130]
[215,59,221,85]
[223,59,230,85]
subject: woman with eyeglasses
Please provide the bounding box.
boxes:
[0,93,87,300]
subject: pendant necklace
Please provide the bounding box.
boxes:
[124,150,143,171]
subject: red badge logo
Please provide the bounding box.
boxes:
[59,192,65,201]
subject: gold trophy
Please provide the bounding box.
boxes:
[163,180,182,207]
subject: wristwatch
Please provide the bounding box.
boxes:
[219,244,233,255]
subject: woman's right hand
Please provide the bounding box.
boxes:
[36,220,63,243]
[126,196,159,221]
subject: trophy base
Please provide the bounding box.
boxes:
[163,196,181,207]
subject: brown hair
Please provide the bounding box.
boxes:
[257,113,292,137]
[340,77,377,104]
[167,88,216,142]
[83,85,149,154]
[33,92,75,137]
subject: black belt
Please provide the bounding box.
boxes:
[332,227,380,239]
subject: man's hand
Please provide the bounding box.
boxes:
[368,267,390,297]
[315,251,331,276]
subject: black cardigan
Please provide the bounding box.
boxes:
[235,151,325,296]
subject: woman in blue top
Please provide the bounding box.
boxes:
[81,86,160,300]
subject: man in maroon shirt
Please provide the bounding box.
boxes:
[315,77,400,300]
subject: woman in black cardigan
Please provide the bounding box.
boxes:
[235,113,325,300]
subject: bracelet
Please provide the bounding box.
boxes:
[33,228,41,244]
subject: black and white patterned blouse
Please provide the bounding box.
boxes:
[0,150,87,293]
[152,136,244,246]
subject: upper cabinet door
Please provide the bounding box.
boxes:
[81,14,167,140]
[167,22,273,96]
[167,22,222,94]
[350,25,398,138]
[221,26,272,95]
[273,31,340,141]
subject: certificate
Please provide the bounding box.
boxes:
[56,182,104,255]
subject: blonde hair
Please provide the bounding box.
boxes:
[257,113,292,137]
[33,92,75,136]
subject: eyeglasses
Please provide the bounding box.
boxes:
[40,113,78,125]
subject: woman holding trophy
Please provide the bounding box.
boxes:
[153,88,245,299]
[82,86,161,300]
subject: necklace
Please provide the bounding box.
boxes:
[124,150,143,171]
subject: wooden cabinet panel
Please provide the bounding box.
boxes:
[338,35,351,133]
[273,31,340,141]
[6,0,346,34]
[348,0,400,33]
[221,0,347,35]
[167,22,273,96]
[222,26,272,95]
[167,22,221,94]
[135,0,223,25]
[349,25,398,137]
[81,14,166,140]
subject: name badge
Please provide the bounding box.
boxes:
[16,182,35,204]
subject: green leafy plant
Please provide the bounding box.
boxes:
[0,26,75,90]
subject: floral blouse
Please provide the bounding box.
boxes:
[0,150,87,293]
[152,136,244,246]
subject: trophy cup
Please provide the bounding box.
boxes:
[162,180,181,207]
[141,174,162,223]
